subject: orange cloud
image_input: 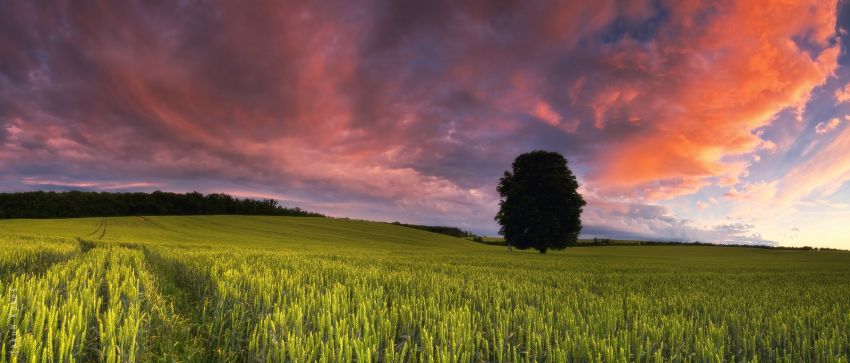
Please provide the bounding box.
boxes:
[586,0,838,199]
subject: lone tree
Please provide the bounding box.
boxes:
[495,150,586,253]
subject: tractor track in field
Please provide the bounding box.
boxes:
[44,239,206,360]
[80,218,109,240]
[98,219,108,239]
[137,216,168,231]
[81,218,107,238]
[139,246,208,360]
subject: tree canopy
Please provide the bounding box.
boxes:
[495,150,586,253]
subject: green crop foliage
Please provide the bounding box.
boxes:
[0,216,849,362]
[0,235,79,279]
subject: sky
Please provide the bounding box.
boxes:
[2,1,850,248]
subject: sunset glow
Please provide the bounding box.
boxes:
[2,1,850,247]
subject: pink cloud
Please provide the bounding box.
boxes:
[815,118,842,134]
[835,84,850,104]
[532,101,562,127]
[0,0,844,239]
[778,128,850,205]
[20,178,159,190]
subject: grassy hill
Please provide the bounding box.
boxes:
[1,216,849,361]
[0,215,487,251]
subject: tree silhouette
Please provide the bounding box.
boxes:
[495,151,586,253]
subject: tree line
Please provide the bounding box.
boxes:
[0,191,324,219]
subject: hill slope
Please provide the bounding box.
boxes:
[0,215,489,251]
[2,215,847,266]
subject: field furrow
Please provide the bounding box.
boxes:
[138,246,207,362]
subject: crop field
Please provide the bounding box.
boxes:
[0,216,849,362]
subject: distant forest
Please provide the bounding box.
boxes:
[0,191,324,219]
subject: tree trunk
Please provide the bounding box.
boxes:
[539,248,547,254]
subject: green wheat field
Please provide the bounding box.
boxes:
[1,216,849,362]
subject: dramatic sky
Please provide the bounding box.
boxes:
[2,1,850,248]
